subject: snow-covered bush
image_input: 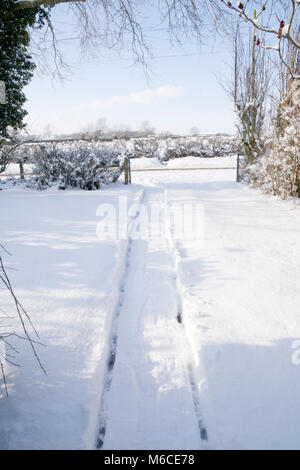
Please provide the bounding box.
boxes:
[132,138,159,159]
[160,138,203,161]
[160,135,239,161]
[33,143,122,190]
[244,81,300,199]
[162,139,191,160]
[0,143,10,173]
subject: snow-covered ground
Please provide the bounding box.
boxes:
[1,159,300,450]
[0,184,143,449]
[130,155,238,171]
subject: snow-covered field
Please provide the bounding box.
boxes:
[0,163,34,178]
[131,155,238,171]
[1,158,300,450]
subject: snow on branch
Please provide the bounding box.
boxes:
[220,0,300,78]
[13,0,86,10]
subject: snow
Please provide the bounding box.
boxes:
[165,155,237,169]
[163,178,300,449]
[0,184,143,449]
[101,191,204,450]
[130,157,163,170]
[0,163,33,177]
[282,25,290,37]
[130,155,238,171]
[1,159,300,450]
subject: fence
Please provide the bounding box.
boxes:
[1,155,243,184]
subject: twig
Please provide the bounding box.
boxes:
[0,250,47,390]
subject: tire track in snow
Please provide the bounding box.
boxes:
[163,189,208,444]
[96,189,145,450]
[97,187,207,449]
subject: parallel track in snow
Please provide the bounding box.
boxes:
[163,190,208,444]
[96,188,208,450]
[96,190,145,449]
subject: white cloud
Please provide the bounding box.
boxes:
[75,85,185,110]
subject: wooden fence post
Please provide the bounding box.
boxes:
[123,156,131,185]
[124,157,129,185]
[19,160,25,180]
[128,157,131,184]
[236,153,240,183]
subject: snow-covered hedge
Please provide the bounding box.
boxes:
[123,135,239,161]
[33,143,122,190]
[1,134,240,188]
[5,134,239,166]
[131,138,160,159]
[160,135,239,161]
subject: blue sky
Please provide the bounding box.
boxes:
[25,4,238,136]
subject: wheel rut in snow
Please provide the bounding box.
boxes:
[165,193,208,444]
[175,302,208,442]
[97,188,208,449]
[96,191,145,450]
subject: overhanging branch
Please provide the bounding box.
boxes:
[13,0,86,11]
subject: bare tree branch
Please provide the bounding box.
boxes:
[0,247,47,395]
[221,0,300,78]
